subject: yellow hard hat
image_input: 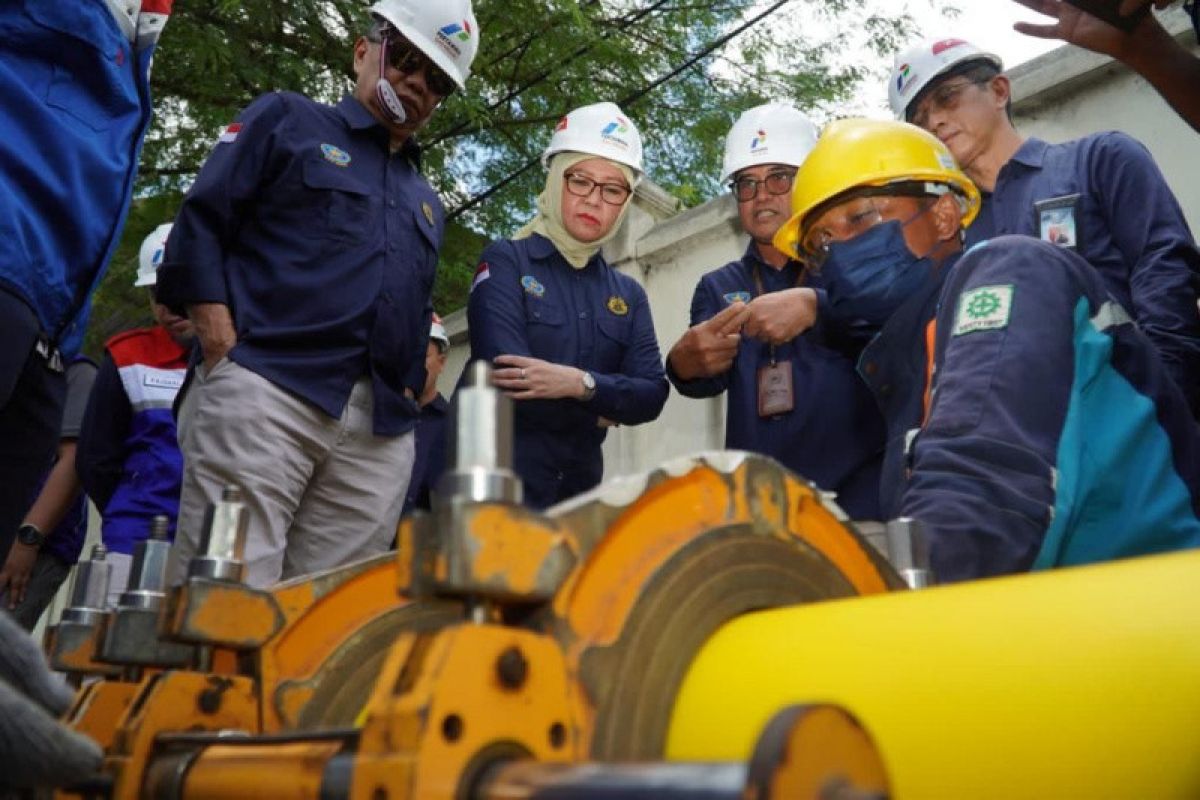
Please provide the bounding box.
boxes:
[773,118,981,259]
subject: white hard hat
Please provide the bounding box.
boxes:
[542,102,644,181]
[369,0,479,90]
[429,312,449,348]
[888,38,1002,120]
[720,101,819,184]
[135,223,172,288]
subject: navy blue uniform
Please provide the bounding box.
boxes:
[966,134,1200,415]
[158,93,441,436]
[467,234,669,508]
[866,236,1200,583]
[402,394,448,515]
[669,245,885,519]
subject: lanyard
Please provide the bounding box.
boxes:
[749,260,806,365]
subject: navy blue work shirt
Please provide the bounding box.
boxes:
[402,394,448,516]
[466,234,669,509]
[158,92,442,436]
[966,134,1200,415]
[668,244,885,519]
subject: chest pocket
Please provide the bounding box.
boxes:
[595,313,632,369]
[411,206,440,291]
[301,159,372,244]
[523,299,565,361]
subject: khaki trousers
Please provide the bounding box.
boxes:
[170,359,414,588]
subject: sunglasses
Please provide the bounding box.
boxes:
[374,33,457,98]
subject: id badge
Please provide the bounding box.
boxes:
[1034,194,1081,251]
[757,360,794,417]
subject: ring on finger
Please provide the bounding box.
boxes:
[520,368,527,380]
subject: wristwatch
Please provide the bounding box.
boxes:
[16,523,45,548]
[580,371,597,401]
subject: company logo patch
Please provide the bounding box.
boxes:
[218,122,242,144]
[750,129,768,152]
[607,296,629,316]
[952,284,1014,336]
[932,38,969,56]
[436,20,471,57]
[470,262,491,292]
[151,246,165,268]
[321,143,351,167]
[421,202,435,225]
[723,291,751,305]
[521,275,546,297]
[896,63,913,94]
[555,115,569,132]
[600,117,632,150]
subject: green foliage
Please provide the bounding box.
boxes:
[91,0,921,340]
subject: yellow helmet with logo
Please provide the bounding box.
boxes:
[773,118,981,260]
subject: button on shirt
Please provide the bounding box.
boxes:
[668,245,885,519]
[966,134,1200,415]
[157,92,441,436]
[467,234,669,508]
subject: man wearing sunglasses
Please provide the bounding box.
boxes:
[157,0,479,588]
[667,103,886,520]
[888,37,1200,419]
[776,118,1200,582]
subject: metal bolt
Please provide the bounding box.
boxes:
[548,722,566,749]
[441,713,464,743]
[496,646,528,690]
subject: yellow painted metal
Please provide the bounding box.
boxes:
[668,549,1200,798]
[164,741,342,799]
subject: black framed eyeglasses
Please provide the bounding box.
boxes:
[563,172,632,206]
[729,169,795,203]
[371,31,458,98]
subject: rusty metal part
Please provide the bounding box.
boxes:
[542,452,901,760]
[47,617,122,677]
[166,578,285,649]
[98,605,194,667]
[106,672,258,800]
[61,680,143,753]
[743,705,888,800]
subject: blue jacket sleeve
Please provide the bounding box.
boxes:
[588,281,669,425]
[900,240,1076,582]
[156,92,290,311]
[668,276,731,399]
[467,241,531,362]
[75,354,132,513]
[1094,133,1200,414]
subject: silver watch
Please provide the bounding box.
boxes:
[580,371,597,401]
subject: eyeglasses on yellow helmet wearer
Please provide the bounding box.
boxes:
[772,118,981,260]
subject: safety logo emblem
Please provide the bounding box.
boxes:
[953,284,1014,336]
[895,63,913,94]
[600,118,632,150]
[422,202,435,225]
[321,143,351,167]
[436,20,471,57]
[607,296,629,316]
[521,275,546,297]
[750,129,767,152]
[723,291,751,305]
[932,38,969,56]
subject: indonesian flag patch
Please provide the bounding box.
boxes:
[470,262,491,292]
[218,122,242,144]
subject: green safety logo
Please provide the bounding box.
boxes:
[952,285,1014,336]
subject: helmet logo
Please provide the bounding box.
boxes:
[436,20,471,57]
[896,63,914,94]
[750,128,768,152]
[555,116,569,132]
[600,117,631,150]
[152,247,165,268]
[931,38,968,55]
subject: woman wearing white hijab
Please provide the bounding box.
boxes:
[466,102,669,508]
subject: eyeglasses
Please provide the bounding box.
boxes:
[729,169,796,203]
[802,200,886,264]
[373,33,458,98]
[909,79,984,129]
[563,172,632,206]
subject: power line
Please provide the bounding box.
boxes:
[446,0,796,222]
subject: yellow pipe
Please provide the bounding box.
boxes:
[667,550,1200,799]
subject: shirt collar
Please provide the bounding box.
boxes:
[526,233,603,268]
[336,95,424,164]
[1008,137,1049,169]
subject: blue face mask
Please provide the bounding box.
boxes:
[818,219,933,327]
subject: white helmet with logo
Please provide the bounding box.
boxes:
[542,102,644,183]
[888,38,1002,120]
[135,223,172,288]
[720,101,819,184]
[369,0,479,90]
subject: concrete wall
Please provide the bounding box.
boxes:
[440,11,1200,484]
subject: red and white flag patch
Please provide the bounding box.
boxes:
[471,262,491,292]
[218,122,242,144]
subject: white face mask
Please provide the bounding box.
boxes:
[374,31,408,125]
